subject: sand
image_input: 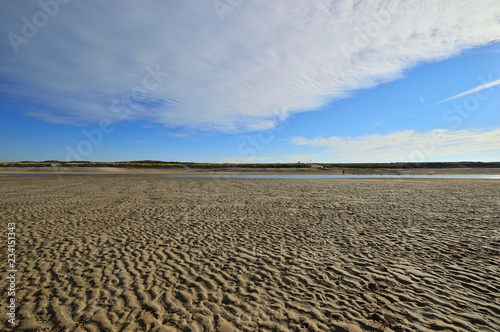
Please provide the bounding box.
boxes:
[2,166,500,175]
[0,177,499,331]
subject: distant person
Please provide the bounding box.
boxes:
[342,170,345,175]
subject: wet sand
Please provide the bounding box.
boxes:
[0,177,499,331]
[1,166,500,175]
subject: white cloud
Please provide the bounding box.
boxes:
[370,120,384,129]
[290,128,500,162]
[282,154,321,162]
[218,157,270,163]
[439,78,500,103]
[1,1,499,132]
[168,133,188,138]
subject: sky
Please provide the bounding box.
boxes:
[1,0,499,163]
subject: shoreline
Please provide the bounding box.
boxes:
[1,166,500,175]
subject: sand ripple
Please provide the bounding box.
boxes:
[0,178,499,331]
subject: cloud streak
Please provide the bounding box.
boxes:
[439,78,500,103]
[1,1,499,132]
[290,128,500,162]
[282,154,321,162]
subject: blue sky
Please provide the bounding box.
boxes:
[1,0,499,163]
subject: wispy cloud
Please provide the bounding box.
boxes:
[291,128,500,162]
[168,133,188,138]
[282,154,320,162]
[370,120,384,130]
[1,1,499,132]
[218,157,270,163]
[440,78,500,103]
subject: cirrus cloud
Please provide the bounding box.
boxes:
[1,0,499,133]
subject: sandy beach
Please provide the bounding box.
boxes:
[1,177,499,331]
[2,166,500,176]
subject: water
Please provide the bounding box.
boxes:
[1,174,500,179]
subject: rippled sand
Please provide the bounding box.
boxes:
[0,177,499,331]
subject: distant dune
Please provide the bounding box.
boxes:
[1,161,500,175]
